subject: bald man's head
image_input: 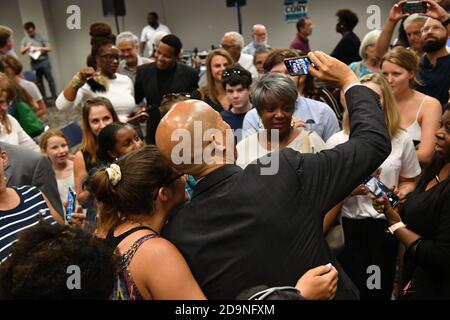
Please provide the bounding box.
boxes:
[156,100,235,177]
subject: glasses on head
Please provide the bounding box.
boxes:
[222,69,242,79]
[421,25,445,33]
[99,54,120,62]
[248,286,300,300]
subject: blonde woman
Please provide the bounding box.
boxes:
[381,47,441,166]
[325,73,421,300]
[349,29,382,78]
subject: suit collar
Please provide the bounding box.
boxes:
[192,165,242,199]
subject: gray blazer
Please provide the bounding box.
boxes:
[1,142,64,217]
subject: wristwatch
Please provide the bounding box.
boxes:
[388,221,406,234]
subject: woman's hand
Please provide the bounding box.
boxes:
[371,195,402,225]
[388,1,408,22]
[68,206,86,227]
[77,67,97,81]
[296,264,338,300]
[351,184,369,197]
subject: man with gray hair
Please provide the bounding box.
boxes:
[117,31,152,83]
[0,25,17,58]
[221,31,258,78]
[375,4,427,58]
[242,24,271,56]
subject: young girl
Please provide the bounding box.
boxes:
[39,129,74,206]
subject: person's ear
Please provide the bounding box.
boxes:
[107,149,118,159]
[1,151,8,168]
[157,186,171,202]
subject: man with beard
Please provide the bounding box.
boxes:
[414,8,450,109]
[134,34,199,144]
[242,24,271,56]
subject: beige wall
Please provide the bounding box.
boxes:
[1,0,396,94]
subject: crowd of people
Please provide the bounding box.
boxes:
[0,0,449,301]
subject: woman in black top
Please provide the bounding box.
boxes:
[377,103,450,299]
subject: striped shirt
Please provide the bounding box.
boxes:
[0,186,56,264]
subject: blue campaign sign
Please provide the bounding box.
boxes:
[284,0,308,22]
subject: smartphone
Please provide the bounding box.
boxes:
[364,176,400,208]
[66,186,77,223]
[402,1,427,14]
[284,56,313,76]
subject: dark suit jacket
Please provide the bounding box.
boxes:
[135,62,199,144]
[162,86,391,300]
[331,31,361,65]
[1,142,64,218]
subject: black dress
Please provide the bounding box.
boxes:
[401,157,450,299]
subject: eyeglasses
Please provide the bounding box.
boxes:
[99,54,120,62]
[248,286,300,300]
[421,25,445,33]
[222,69,242,78]
[220,43,235,50]
[164,172,185,186]
[152,172,185,200]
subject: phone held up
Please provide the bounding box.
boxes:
[284,56,314,76]
[364,175,400,208]
[401,1,427,14]
[66,186,77,224]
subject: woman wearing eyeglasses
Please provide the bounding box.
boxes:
[56,39,136,122]
[91,146,338,300]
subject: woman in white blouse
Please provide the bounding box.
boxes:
[56,40,136,122]
[0,74,39,152]
[325,73,421,300]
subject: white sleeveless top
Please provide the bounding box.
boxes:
[57,174,75,204]
[405,96,426,144]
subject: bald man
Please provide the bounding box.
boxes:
[156,52,391,300]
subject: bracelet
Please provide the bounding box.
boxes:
[70,73,85,89]
[387,221,406,234]
[442,16,450,27]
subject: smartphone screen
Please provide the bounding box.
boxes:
[402,1,427,14]
[66,186,77,223]
[364,176,399,208]
[284,56,312,76]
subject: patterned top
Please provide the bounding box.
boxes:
[111,233,159,300]
[0,186,56,264]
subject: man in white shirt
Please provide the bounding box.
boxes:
[221,31,258,79]
[140,12,171,58]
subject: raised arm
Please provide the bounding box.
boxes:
[423,0,450,33]
[375,1,408,59]
[298,51,391,215]
[55,67,96,110]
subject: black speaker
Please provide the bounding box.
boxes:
[102,0,126,17]
[226,0,246,7]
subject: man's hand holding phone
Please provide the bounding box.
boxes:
[307,51,359,91]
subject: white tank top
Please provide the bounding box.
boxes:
[405,96,426,145]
